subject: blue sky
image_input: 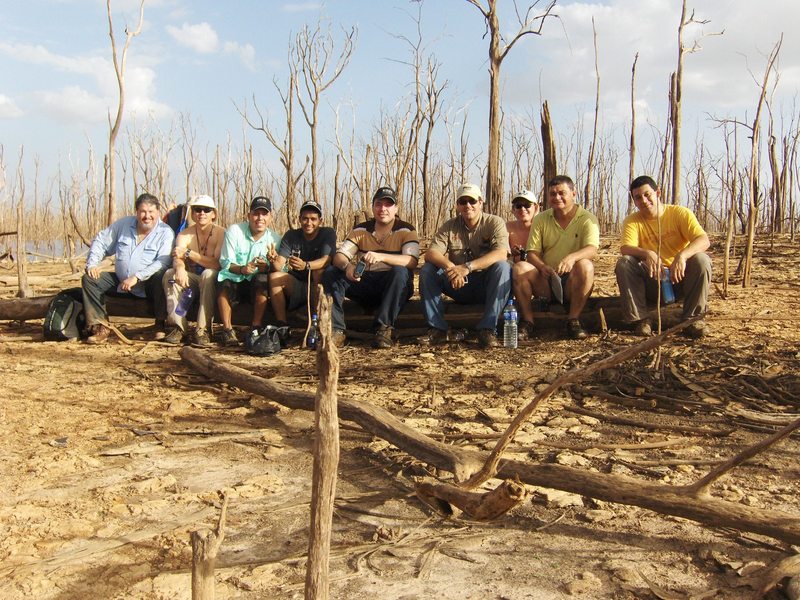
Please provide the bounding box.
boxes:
[1,0,797,196]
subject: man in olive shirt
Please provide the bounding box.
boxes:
[419,183,511,348]
[517,175,599,340]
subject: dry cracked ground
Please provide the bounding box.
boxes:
[0,235,799,599]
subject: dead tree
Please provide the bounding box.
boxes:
[669,2,719,206]
[292,23,356,206]
[583,17,601,212]
[237,72,308,228]
[105,0,145,226]
[628,53,639,213]
[540,101,557,207]
[14,149,29,298]
[743,37,782,288]
[465,0,556,213]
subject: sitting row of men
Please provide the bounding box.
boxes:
[80,174,711,348]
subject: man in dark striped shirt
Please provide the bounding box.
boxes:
[322,186,420,349]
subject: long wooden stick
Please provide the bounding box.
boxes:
[462,318,697,489]
[304,295,340,600]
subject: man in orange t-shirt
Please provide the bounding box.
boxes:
[616,175,712,338]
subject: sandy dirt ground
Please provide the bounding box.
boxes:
[0,236,799,599]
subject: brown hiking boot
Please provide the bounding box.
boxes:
[86,324,111,345]
[518,320,535,341]
[566,318,588,340]
[372,326,393,349]
[633,319,652,337]
[685,319,707,339]
[331,329,347,347]
[191,328,211,348]
[477,329,498,348]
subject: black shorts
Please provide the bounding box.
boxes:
[217,275,269,304]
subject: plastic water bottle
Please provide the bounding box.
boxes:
[175,286,195,317]
[307,314,319,349]
[660,267,676,305]
[503,299,518,348]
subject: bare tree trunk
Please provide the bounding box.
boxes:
[304,294,340,600]
[191,495,228,600]
[628,53,639,213]
[105,0,144,226]
[466,0,556,212]
[16,193,29,299]
[584,18,600,211]
[540,101,557,207]
[743,37,782,288]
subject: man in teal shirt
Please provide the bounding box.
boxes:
[216,196,281,346]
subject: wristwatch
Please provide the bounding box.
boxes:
[184,248,192,261]
[465,261,474,274]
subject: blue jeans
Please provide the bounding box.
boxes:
[322,265,414,331]
[419,261,512,331]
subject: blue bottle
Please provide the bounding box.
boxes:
[503,299,518,348]
[175,287,195,317]
[307,314,319,349]
[661,267,676,305]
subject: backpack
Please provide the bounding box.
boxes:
[43,288,86,341]
[244,325,287,356]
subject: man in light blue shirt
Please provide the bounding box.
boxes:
[82,193,174,344]
[216,195,281,346]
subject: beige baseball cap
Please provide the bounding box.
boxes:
[456,183,482,202]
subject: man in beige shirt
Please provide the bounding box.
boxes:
[419,183,511,348]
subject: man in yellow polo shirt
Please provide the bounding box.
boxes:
[516,175,599,339]
[616,175,711,338]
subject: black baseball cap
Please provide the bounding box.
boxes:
[299,200,323,217]
[250,196,272,212]
[372,186,397,204]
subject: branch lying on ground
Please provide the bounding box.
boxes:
[180,346,800,546]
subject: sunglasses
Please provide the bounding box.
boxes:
[457,198,479,206]
[512,202,534,210]
[192,206,214,213]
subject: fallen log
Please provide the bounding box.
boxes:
[179,347,800,546]
[416,479,527,521]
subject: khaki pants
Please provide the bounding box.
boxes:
[615,253,711,323]
[163,268,218,333]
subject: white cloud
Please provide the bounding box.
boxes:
[224,41,257,71]
[282,3,322,13]
[0,41,172,126]
[166,22,220,54]
[35,86,108,123]
[0,94,24,118]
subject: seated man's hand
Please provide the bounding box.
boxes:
[120,275,139,292]
[345,263,360,282]
[642,250,662,279]
[445,264,469,290]
[174,269,189,288]
[86,266,101,280]
[288,256,305,271]
[266,243,279,264]
[670,253,687,283]
[361,251,382,265]
[556,255,576,275]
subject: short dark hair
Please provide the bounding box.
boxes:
[547,175,575,191]
[630,175,658,192]
[134,193,160,211]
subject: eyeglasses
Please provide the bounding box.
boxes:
[513,202,535,210]
[192,206,214,213]
[457,198,479,206]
